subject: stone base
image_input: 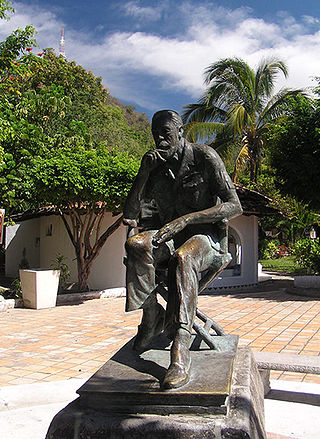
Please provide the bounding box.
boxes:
[46,344,266,439]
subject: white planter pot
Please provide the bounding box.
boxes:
[19,269,60,309]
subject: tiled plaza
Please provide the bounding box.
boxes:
[1,285,320,387]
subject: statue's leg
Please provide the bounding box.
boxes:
[163,235,223,389]
[125,230,171,353]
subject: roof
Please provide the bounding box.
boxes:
[234,184,279,217]
[8,185,278,223]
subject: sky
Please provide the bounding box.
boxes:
[1,1,320,118]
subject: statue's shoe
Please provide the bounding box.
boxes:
[133,304,165,353]
[162,357,191,390]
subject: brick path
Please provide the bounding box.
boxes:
[0,288,320,387]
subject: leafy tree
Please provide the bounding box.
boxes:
[0,0,14,19]
[17,50,153,155]
[0,6,151,290]
[0,3,40,207]
[30,144,139,291]
[182,57,303,183]
[267,94,320,210]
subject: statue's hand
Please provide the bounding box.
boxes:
[153,216,189,245]
[140,149,166,174]
[123,218,138,228]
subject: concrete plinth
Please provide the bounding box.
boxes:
[46,341,266,439]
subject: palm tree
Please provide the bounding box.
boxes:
[182,57,304,183]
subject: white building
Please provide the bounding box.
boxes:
[5,185,276,291]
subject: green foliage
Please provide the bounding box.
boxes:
[293,238,320,274]
[183,57,304,183]
[267,94,320,210]
[0,25,37,62]
[8,278,22,299]
[0,6,149,291]
[30,144,139,211]
[16,51,153,156]
[0,0,14,20]
[239,158,319,247]
[50,253,71,292]
[0,49,149,214]
[261,239,280,259]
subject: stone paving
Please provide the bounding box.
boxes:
[0,284,320,388]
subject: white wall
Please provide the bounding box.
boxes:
[39,213,126,290]
[39,215,78,283]
[88,214,127,290]
[208,215,258,289]
[5,218,40,277]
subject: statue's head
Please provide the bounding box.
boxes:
[151,110,184,160]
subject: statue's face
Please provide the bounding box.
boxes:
[152,117,183,160]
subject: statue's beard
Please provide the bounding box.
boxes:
[156,143,179,161]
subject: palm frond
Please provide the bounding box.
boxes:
[228,103,246,136]
[204,58,255,111]
[257,89,305,126]
[183,121,225,143]
[233,145,250,182]
[182,97,227,123]
[255,58,288,101]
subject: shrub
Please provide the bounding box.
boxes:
[9,278,22,299]
[262,239,280,259]
[50,253,70,292]
[293,238,320,274]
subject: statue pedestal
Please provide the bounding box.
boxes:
[46,336,266,439]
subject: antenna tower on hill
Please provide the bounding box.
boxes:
[59,27,66,58]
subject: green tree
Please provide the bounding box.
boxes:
[0,0,14,19]
[0,2,40,207]
[182,57,303,183]
[267,94,320,210]
[30,144,139,291]
[0,51,152,214]
[17,50,153,155]
[0,6,150,290]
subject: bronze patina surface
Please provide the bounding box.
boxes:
[123,110,243,389]
[77,334,238,415]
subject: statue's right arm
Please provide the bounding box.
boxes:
[123,171,149,223]
[123,150,164,224]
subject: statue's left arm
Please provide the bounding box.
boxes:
[153,148,242,245]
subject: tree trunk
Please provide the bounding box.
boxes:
[60,208,123,292]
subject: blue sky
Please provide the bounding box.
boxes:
[1,1,320,118]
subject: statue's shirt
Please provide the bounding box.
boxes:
[141,142,235,237]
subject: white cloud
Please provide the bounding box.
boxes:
[123,1,163,22]
[302,15,320,25]
[0,2,62,50]
[2,1,320,110]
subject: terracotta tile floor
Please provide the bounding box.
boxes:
[0,288,320,387]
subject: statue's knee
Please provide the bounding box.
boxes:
[170,249,191,268]
[125,233,151,253]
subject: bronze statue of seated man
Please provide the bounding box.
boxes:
[123,110,242,390]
